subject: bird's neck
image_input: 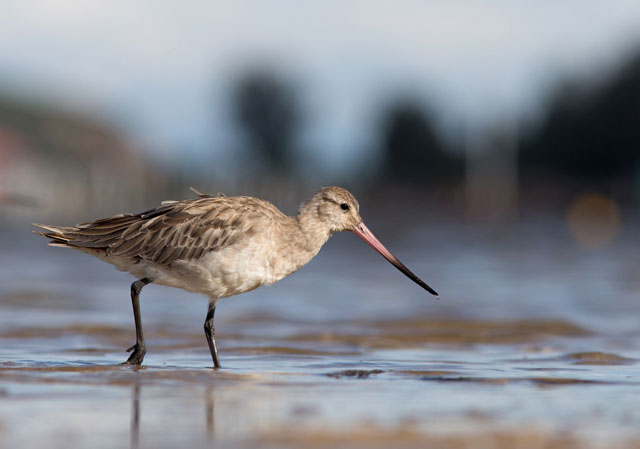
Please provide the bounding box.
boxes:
[262,210,331,283]
[292,200,333,257]
[263,201,333,283]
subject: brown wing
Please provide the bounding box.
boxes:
[36,196,275,265]
[111,197,264,264]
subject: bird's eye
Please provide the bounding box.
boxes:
[340,203,349,211]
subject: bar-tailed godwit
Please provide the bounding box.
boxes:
[34,186,438,367]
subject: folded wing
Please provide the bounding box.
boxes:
[34,196,267,266]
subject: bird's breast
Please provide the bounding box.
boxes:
[170,221,326,298]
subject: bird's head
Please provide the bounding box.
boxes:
[299,186,439,297]
[306,186,362,233]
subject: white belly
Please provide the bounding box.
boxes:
[102,240,275,298]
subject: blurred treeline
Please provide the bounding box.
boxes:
[1,47,640,221]
[519,50,640,207]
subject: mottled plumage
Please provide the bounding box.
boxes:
[34,186,437,367]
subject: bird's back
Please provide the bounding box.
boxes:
[34,194,292,295]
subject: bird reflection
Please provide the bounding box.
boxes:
[128,383,216,448]
[131,383,140,449]
[205,386,214,439]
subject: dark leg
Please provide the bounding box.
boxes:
[204,298,221,368]
[123,277,151,365]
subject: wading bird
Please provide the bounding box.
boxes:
[34,187,438,368]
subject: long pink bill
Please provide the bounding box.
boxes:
[353,222,439,298]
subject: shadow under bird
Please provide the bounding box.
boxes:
[34,186,438,368]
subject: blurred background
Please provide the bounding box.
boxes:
[1,0,640,235]
[3,4,640,448]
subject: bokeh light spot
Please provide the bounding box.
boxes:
[566,193,621,250]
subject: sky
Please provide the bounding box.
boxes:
[2,1,640,172]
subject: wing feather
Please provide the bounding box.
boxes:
[36,194,280,266]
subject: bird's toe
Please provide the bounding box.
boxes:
[122,344,146,365]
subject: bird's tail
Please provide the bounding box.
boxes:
[32,223,76,248]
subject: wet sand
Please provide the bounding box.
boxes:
[1,222,640,448]
[2,312,639,449]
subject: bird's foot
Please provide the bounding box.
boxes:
[122,343,146,365]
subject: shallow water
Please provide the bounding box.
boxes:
[1,219,640,449]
